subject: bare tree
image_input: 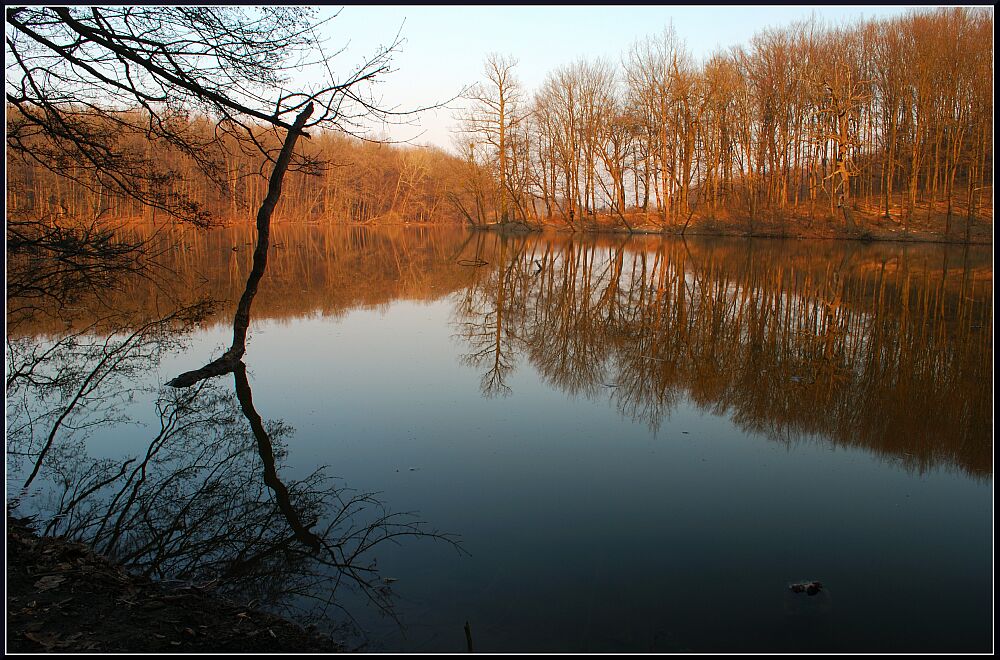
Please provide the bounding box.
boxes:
[624,25,685,226]
[6,6,419,325]
[6,7,406,221]
[806,25,870,230]
[459,54,527,225]
[458,9,991,240]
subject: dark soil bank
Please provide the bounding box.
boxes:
[6,516,343,653]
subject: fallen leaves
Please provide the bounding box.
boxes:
[8,517,343,652]
[33,575,66,592]
[24,631,97,651]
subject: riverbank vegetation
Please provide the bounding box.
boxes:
[7,111,472,225]
[458,8,992,240]
[7,8,992,242]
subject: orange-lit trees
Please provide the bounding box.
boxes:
[460,54,529,225]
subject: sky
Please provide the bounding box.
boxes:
[310,5,921,151]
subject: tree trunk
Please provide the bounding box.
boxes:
[167,103,314,388]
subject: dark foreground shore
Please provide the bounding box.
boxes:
[6,516,343,653]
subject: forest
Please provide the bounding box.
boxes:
[458,7,992,237]
[6,114,471,225]
[6,7,993,240]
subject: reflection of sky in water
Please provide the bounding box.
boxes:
[91,298,985,652]
[8,230,992,652]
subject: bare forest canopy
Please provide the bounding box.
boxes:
[458,7,993,238]
[5,5,467,228]
[6,7,994,240]
[6,111,473,225]
[8,225,992,477]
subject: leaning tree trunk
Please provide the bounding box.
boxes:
[228,103,314,358]
[167,103,314,388]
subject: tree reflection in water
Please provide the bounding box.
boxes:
[8,315,459,635]
[7,225,465,639]
[7,225,991,644]
[454,234,992,477]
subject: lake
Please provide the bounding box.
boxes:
[6,224,992,652]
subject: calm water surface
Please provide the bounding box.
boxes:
[7,225,992,652]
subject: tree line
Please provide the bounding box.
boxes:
[6,6,479,228]
[6,7,993,238]
[459,7,993,238]
[7,107,473,225]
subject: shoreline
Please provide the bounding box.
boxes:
[211,220,994,247]
[6,516,345,653]
[48,211,994,247]
[466,220,993,246]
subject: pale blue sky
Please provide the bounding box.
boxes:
[311,5,919,150]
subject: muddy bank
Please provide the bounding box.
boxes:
[6,516,344,653]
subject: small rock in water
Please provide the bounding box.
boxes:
[789,580,823,596]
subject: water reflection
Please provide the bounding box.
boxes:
[7,224,469,637]
[9,350,448,627]
[9,224,478,337]
[6,224,992,651]
[454,235,992,477]
[7,304,213,495]
[11,226,991,479]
